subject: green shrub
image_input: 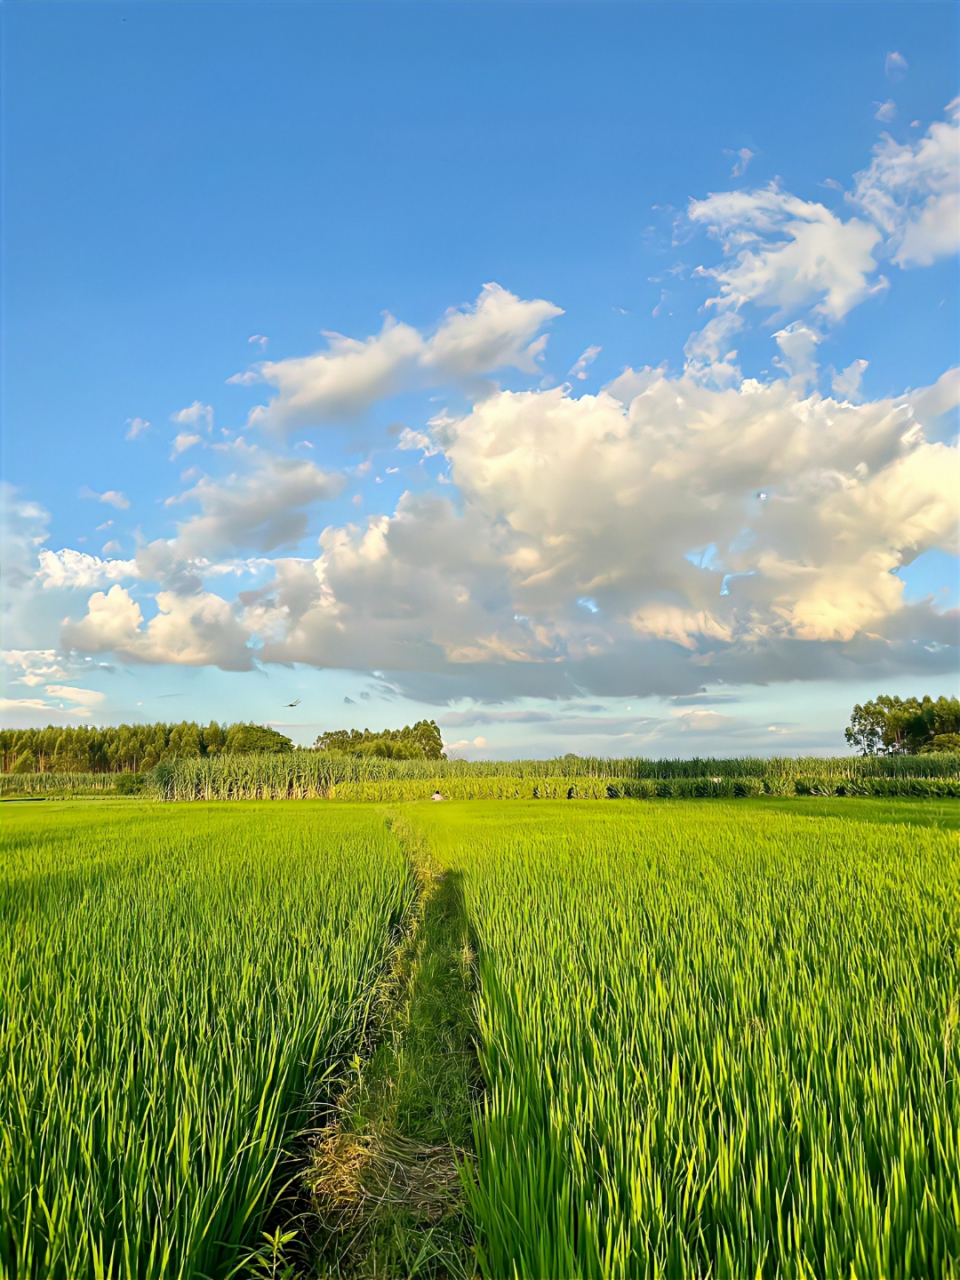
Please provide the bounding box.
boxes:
[114,773,145,795]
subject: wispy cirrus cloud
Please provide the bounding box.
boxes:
[44,683,105,707]
[725,146,755,178]
[885,51,908,83]
[568,346,602,380]
[0,694,100,718]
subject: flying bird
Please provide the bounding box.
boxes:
[284,699,301,707]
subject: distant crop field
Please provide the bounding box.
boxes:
[0,802,412,1280]
[3,797,958,1279]
[407,800,960,1279]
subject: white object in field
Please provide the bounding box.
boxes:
[431,791,444,801]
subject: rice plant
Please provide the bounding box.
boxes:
[0,801,413,1280]
[410,801,960,1279]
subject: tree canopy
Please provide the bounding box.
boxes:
[224,723,294,754]
[314,720,445,760]
[0,721,293,774]
[845,696,960,756]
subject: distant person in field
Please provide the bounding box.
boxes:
[431,790,444,801]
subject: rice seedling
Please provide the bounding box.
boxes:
[0,801,414,1280]
[408,800,960,1279]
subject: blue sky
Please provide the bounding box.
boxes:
[2,1,957,757]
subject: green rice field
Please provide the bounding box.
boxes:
[0,803,413,1280]
[412,801,960,1279]
[2,796,958,1278]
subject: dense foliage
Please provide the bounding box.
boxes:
[314,719,445,759]
[845,695,960,755]
[412,802,960,1279]
[0,721,293,774]
[7,749,957,799]
[98,749,960,803]
[0,802,412,1279]
[0,718,448,773]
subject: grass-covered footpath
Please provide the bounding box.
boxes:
[304,814,480,1279]
[2,796,959,1278]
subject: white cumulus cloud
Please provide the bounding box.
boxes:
[37,548,139,589]
[2,649,70,687]
[62,584,254,670]
[171,432,202,457]
[772,321,822,384]
[832,359,869,402]
[79,486,131,510]
[850,101,960,267]
[421,282,563,379]
[251,316,425,429]
[55,360,960,693]
[688,184,885,322]
[172,401,214,430]
[228,369,958,688]
[683,314,743,385]
[245,284,562,431]
[169,453,346,559]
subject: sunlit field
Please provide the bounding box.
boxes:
[409,800,960,1279]
[0,802,412,1279]
[2,797,958,1279]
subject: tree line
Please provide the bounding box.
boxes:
[1,718,446,773]
[0,722,294,775]
[845,696,960,755]
[12,702,954,773]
